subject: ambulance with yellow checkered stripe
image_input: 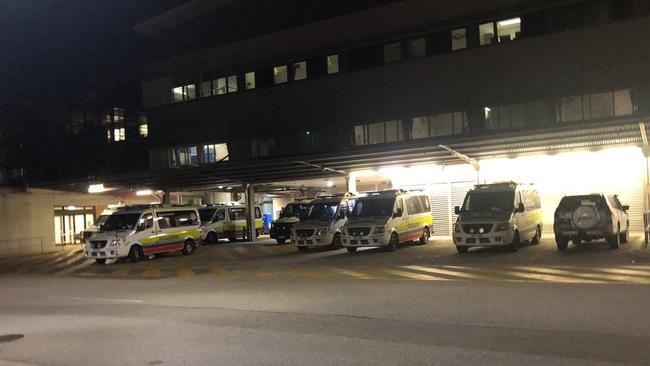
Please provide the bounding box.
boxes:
[200,204,263,243]
[85,206,202,264]
[342,189,433,252]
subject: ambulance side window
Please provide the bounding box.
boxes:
[142,214,154,229]
[216,209,225,221]
[395,197,403,215]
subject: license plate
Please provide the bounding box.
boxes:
[91,253,97,257]
[278,236,286,240]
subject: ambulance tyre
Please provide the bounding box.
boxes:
[95,259,107,265]
[128,245,144,263]
[181,239,195,256]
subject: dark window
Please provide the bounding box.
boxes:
[427,31,452,54]
[406,38,426,59]
[347,45,382,71]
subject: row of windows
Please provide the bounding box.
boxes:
[69,107,129,135]
[354,112,469,146]
[169,143,230,168]
[162,1,637,108]
[105,122,149,143]
[486,89,636,130]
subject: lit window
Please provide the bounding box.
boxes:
[354,125,366,146]
[172,87,184,102]
[202,143,230,163]
[496,17,521,42]
[106,130,111,142]
[214,78,227,95]
[273,66,288,84]
[185,84,196,100]
[383,42,402,64]
[368,122,386,144]
[385,120,402,143]
[406,38,426,59]
[113,128,125,142]
[292,61,307,81]
[139,124,148,138]
[327,55,339,74]
[614,89,635,116]
[200,80,212,98]
[411,117,430,139]
[479,22,495,45]
[227,75,238,93]
[245,72,256,90]
[113,107,125,124]
[451,28,467,51]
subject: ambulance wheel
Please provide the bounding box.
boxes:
[182,239,195,256]
[95,259,107,265]
[419,227,430,245]
[456,246,469,254]
[298,247,309,252]
[206,232,218,244]
[330,233,342,250]
[386,233,399,252]
[276,239,287,244]
[346,247,358,253]
[128,245,144,263]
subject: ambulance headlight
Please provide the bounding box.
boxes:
[315,228,328,236]
[110,239,123,247]
[495,223,510,232]
[374,226,386,234]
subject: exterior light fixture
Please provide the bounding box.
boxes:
[136,189,153,196]
[88,184,106,194]
[326,180,334,188]
[499,17,521,27]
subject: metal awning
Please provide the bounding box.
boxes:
[38,119,647,192]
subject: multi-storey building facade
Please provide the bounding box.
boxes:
[131,0,650,235]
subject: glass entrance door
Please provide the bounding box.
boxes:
[54,206,96,244]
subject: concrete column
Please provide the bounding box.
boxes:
[162,191,171,205]
[347,174,357,194]
[245,184,257,242]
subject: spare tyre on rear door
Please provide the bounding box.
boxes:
[553,194,629,250]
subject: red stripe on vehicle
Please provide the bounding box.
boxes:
[143,243,183,255]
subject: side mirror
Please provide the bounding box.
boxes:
[136,223,146,232]
[515,203,525,213]
[337,211,346,220]
[454,206,461,215]
[622,205,630,211]
[393,208,403,218]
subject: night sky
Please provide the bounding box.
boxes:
[0,0,182,98]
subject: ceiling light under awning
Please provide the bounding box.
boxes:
[499,17,521,27]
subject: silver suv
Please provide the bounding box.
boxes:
[553,194,629,250]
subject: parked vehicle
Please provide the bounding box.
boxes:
[84,206,202,264]
[269,199,313,244]
[454,182,543,253]
[200,204,263,243]
[342,189,432,253]
[80,208,115,243]
[291,194,355,251]
[553,194,629,250]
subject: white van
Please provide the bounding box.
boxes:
[85,206,202,264]
[342,189,433,252]
[454,182,543,253]
[291,194,355,251]
[199,204,263,243]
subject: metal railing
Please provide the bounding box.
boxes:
[644,212,650,249]
[0,237,49,258]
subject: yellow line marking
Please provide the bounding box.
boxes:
[53,259,96,276]
[175,258,195,277]
[31,253,87,275]
[286,267,324,280]
[210,266,232,277]
[325,267,378,280]
[586,267,650,278]
[485,268,609,284]
[382,268,448,281]
[142,260,162,278]
[401,265,493,280]
[243,266,275,277]
[510,266,648,284]
[110,266,132,277]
